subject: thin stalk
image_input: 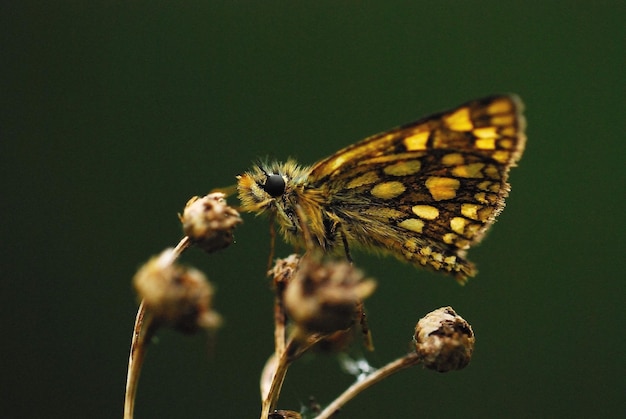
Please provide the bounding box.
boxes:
[172,235,191,256]
[314,352,421,419]
[273,295,286,358]
[123,301,156,419]
[124,236,189,418]
[260,333,326,419]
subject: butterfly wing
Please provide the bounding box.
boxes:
[307,95,526,281]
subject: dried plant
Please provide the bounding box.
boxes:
[124,192,475,419]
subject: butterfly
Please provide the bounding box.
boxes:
[237,95,526,283]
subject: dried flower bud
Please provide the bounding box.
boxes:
[180,192,241,253]
[133,249,222,334]
[413,306,474,372]
[268,254,301,292]
[284,258,376,335]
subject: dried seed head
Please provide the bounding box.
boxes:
[413,306,475,373]
[284,257,376,335]
[268,254,301,291]
[180,192,242,253]
[133,249,222,334]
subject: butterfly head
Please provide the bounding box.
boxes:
[236,160,310,216]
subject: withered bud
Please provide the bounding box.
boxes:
[180,192,241,253]
[413,306,474,372]
[133,249,222,334]
[284,257,376,335]
[268,254,301,292]
[268,410,302,419]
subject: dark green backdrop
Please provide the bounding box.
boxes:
[2,2,624,418]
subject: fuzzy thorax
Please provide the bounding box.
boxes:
[237,160,330,249]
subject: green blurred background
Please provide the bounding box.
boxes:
[2,2,624,418]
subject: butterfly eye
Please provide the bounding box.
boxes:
[262,174,286,198]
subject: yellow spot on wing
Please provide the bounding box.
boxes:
[473,126,498,139]
[450,217,467,235]
[498,138,514,149]
[443,233,457,244]
[412,205,439,220]
[444,107,473,131]
[488,97,514,114]
[398,218,425,233]
[403,131,430,151]
[347,171,379,188]
[461,203,481,220]
[477,181,491,190]
[444,255,457,265]
[491,115,515,126]
[451,163,485,178]
[492,150,511,163]
[361,152,426,165]
[483,164,501,179]
[474,192,487,204]
[383,160,422,176]
[442,153,465,166]
[475,137,496,150]
[425,177,460,201]
[371,181,406,199]
[500,126,516,136]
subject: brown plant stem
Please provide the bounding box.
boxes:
[124,236,190,418]
[123,301,156,419]
[172,235,191,256]
[314,352,422,419]
[260,332,326,419]
[273,286,288,358]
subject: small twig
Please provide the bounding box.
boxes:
[260,339,295,418]
[172,235,191,257]
[123,300,156,419]
[260,333,326,419]
[124,237,190,419]
[314,352,422,419]
[273,294,286,357]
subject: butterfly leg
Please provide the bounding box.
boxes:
[266,212,277,271]
[339,228,353,264]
